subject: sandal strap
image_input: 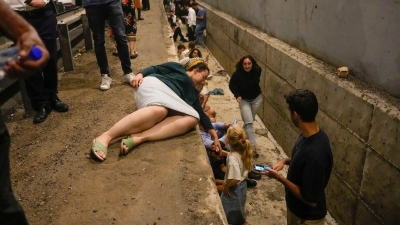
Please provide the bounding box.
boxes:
[92,142,108,155]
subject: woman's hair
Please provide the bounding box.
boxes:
[189,48,202,58]
[226,125,253,171]
[235,55,260,72]
[185,57,209,73]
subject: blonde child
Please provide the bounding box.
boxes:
[221,125,253,225]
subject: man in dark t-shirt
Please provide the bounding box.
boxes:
[262,89,333,225]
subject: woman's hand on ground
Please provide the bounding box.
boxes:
[131,73,143,88]
[236,96,242,103]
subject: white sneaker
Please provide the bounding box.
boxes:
[123,72,134,84]
[100,74,112,91]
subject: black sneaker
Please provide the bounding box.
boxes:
[245,178,257,188]
[248,170,261,180]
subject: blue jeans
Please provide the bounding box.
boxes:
[85,1,132,75]
[221,181,247,225]
[239,94,263,146]
[195,25,205,45]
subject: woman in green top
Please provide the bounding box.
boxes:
[91,58,222,161]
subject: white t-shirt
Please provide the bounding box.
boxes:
[179,49,189,60]
[224,151,248,184]
[187,7,196,26]
[179,57,190,66]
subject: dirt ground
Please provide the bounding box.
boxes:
[3,1,338,224]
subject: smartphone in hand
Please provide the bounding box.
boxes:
[253,164,272,172]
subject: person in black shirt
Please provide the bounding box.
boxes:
[262,89,333,225]
[228,55,262,152]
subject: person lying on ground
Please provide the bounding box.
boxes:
[91,58,222,161]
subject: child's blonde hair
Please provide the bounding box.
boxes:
[226,125,253,171]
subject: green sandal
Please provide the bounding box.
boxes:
[92,140,108,161]
[120,137,136,156]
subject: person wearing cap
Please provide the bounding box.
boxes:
[6,0,69,123]
[91,58,222,162]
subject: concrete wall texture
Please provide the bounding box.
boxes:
[198,1,400,224]
[200,0,400,98]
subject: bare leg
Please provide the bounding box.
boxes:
[94,106,168,158]
[121,113,198,152]
[129,40,136,55]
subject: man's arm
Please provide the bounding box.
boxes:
[262,158,317,208]
[0,0,49,79]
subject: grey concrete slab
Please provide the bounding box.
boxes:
[368,107,400,168]
[360,148,400,224]
[245,30,269,64]
[262,65,295,121]
[228,39,248,65]
[318,109,366,193]
[261,96,298,155]
[201,0,400,97]
[298,66,374,141]
[354,200,384,225]
[206,21,230,59]
[326,172,357,225]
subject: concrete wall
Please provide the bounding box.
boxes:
[200,0,400,98]
[200,1,400,224]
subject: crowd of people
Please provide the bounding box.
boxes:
[166,0,206,46]
[0,1,334,225]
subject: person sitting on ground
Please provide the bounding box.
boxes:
[207,144,257,194]
[171,23,188,42]
[180,48,210,66]
[177,44,188,61]
[91,58,222,161]
[186,41,195,56]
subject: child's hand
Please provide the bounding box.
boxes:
[223,185,232,197]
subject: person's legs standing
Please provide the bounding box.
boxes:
[86,5,110,75]
[142,0,150,10]
[249,94,263,120]
[107,0,132,75]
[0,115,29,225]
[24,9,68,123]
[240,99,257,146]
[195,26,204,45]
[188,25,195,41]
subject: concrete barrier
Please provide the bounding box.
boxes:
[200,1,399,224]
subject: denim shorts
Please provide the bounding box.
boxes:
[221,181,247,225]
